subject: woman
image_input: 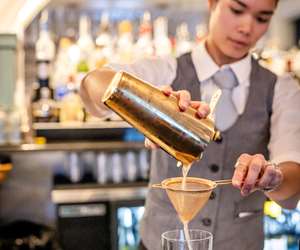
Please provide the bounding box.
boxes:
[80,0,300,249]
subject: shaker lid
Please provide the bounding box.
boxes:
[101,71,123,103]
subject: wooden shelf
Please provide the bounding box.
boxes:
[33,121,131,130]
[0,141,145,153]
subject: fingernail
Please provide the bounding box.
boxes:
[197,111,205,118]
[179,102,187,111]
[232,180,240,187]
[242,187,250,195]
[179,106,185,112]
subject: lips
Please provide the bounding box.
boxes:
[228,38,250,48]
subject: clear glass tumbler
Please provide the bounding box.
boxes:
[161,229,213,250]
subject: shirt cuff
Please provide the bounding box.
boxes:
[270,151,300,165]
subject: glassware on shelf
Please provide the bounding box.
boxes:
[138,149,149,180]
[96,152,108,185]
[125,151,137,182]
[68,152,83,183]
[118,206,145,250]
[111,152,123,184]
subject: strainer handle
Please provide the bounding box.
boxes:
[215,179,232,186]
[152,184,164,189]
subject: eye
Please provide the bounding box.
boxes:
[230,7,244,15]
[256,16,270,24]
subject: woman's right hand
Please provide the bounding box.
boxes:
[144,85,211,149]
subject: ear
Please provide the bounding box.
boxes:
[208,0,218,11]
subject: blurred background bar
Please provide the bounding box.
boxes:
[0,0,299,250]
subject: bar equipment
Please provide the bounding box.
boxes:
[162,229,213,250]
[99,71,220,166]
[152,177,231,223]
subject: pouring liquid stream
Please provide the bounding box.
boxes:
[175,88,221,249]
[177,161,194,250]
[183,221,193,250]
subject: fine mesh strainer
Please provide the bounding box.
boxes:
[152,177,232,223]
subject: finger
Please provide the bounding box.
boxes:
[257,164,277,190]
[241,154,265,196]
[268,169,283,190]
[192,101,210,118]
[232,154,252,188]
[190,101,201,109]
[161,85,173,96]
[174,90,191,111]
[197,102,210,118]
[144,138,158,149]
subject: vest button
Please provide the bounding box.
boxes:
[209,191,216,200]
[215,134,223,144]
[210,164,219,173]
[202,218,212,227]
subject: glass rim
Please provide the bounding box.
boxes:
[161,229,213,242]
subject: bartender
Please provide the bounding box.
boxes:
[80,0,300,249]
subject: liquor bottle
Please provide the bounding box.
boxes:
[176,22,193,56]
[153,17,172,56]
[35,10,55,100]
[53,37,74,102]
[32,87,59,123]
[116,20,134,63]
[95,12,114,68]
[0,106,7,145]
[7,107,22,145]
[59,76,85,123]
[77,15,95,76]
[134,11,154,60]
[195,23,208,44]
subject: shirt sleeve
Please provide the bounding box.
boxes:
[107,55,177,87]
[268,74,300,164]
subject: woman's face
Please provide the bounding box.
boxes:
[206,0,277,65]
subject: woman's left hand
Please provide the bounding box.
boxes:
[232,153,283,196]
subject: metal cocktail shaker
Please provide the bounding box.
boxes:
[99,71,220,166]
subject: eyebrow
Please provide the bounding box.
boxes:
[232,0,274,16]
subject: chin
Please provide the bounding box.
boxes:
[224,48,249,61]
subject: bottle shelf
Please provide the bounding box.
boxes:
[0,141,145,153]
[33,120,131,130]
[32,121,143,142]
[52,183,148,204]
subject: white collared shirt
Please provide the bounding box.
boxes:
[108,42,300,165]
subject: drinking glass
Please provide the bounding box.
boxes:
[162,229,213,250]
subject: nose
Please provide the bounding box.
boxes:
[237,15,253,36]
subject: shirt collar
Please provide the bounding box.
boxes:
[191,41,251,87]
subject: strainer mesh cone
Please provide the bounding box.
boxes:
[162,177,216,223]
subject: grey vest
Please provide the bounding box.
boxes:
[140,53,277,250]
